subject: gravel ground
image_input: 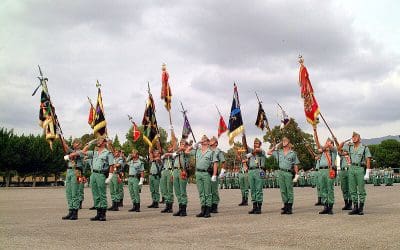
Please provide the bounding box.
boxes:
[1,184,399,250]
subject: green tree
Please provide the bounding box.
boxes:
[113,134,122,149]
[369,139,400,169]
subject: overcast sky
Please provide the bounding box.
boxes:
[1,0,399,151]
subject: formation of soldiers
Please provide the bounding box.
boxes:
[60,129,385,221]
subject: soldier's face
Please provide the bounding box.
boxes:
[282,138,289,147]
[352,135,360,143]
[201,140,209,146]
[254,142,260,148]
[73,142,81,149]
[97,139,105,147]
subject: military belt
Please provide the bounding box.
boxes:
[93,169,102,174]
[196,169,208,173]
[318,166,329,169]
[129,175,139,178]
[67,167,74,170]
[280,168,292,172]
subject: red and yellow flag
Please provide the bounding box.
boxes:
[298,57,320,125]
[161,63,172,111]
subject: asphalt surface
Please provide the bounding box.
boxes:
[1,184,399,249]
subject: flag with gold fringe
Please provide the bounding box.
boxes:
[161,63,172,111]
[142,88,159,148]
[93,86,107,138]
[298,56,320,125]
[228,83,244,145]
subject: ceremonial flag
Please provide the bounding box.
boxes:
[87,100,95,128]
[276,102,290,129]
[255,102,269,130]
[228,83,244,145]
[218,115,228,137]
[132,122,141,142]
[181,113,193,139]
[93,88,107,138]
[161,63,172,111]
[298,56,320,125]
[142,91,159,147]
[39,88,58,149]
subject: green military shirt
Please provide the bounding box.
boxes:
[318,147,337,167]
[173,152,188,169]
[127,158,144,176]
[114,156,124,173]
[67,148,84,169]
[189,148,218,171]
[162,156,174,170]
[272,149,300,170]
[86,149,114,171]
[211,148,226,163]
[150,160,162,175]
[247,148,266,169]
[343,143,371,166]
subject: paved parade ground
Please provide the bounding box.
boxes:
[1,184,399,249]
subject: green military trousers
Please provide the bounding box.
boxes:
[109,173,119,202]
[248,169,263,203]
[118,176,124,202]
[195,171,212,207]
[173,169,188,205]
[149,175,160,202]
[211,177,220,205]
[339,169,350,200]
[278,170,294,204]
[348,166,366,203]
[238,172,249,199]
[66,169,79,209]
[160,169,173,203]
[128,177,140,203]
[319,169,335,205]
[91,172,107,209]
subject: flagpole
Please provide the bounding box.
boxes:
[318,112,339,147]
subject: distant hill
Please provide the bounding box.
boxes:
[363,135,400,145]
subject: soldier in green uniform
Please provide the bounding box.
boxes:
[84,155,97,210]
[314,157,323,206]
[126,149,144,212]
[147,148,162,208]
[210,136,225,213]
[338,143,352,210]
[62,138,85,220]
[313,127,337,215]
[236,149,249,206]
[106,149,124,211]
[243,138,266,214]
[116,149,125,207]
[341,132,372,215]
[386,167,394,186]
[185,135,218,218]
[170,139,190,216]
[268,137,299,215]
[82,137,114,221]
[160,143,175,213]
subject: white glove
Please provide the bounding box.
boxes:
[105,173,113,184]
[211,175,217,182]
[139,177,144,185]
[219,168,226,178]
[293,174,300,183]
[172,152,177,158]
[192,142,200,150]
[161,155,165,160]
[63,155,70,161]
[246,153,253,158]
[364,169,371,181]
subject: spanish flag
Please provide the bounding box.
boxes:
[298,57,320,125]
[228,83,244,145]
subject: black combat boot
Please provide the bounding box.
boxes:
[90,209,101,221]
[315,197,322,206]
[89,206,96,210]
[248,202,257,214]
[153,202,159,208]
[358,202,364,215]
[118,199,123,207]
[286,203,293,215]
[346,200,353,210]
[79,201,83,209]
[281,203,288,214]
[147,201,156,208]
[327,204,333,215]
[62,209,73,220]
[160,197,165,204]
[196,206,205,217]
[135,203,140,212]
[99,208,106,221]
[348,203,359,215]
[342,199,348,210]
[161,203,172,213]
[128,203,137,212]
[319,204,329,214]
[211,204,218,213]
[110,201,119,211]
[203,206,211,218]
[255,203,262,214]
[107,202,115,211]
[180,204,187,217]
[173,204,182,216]
[243,198,248,206]
[238,197,245,206]
[70,209,78,220]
